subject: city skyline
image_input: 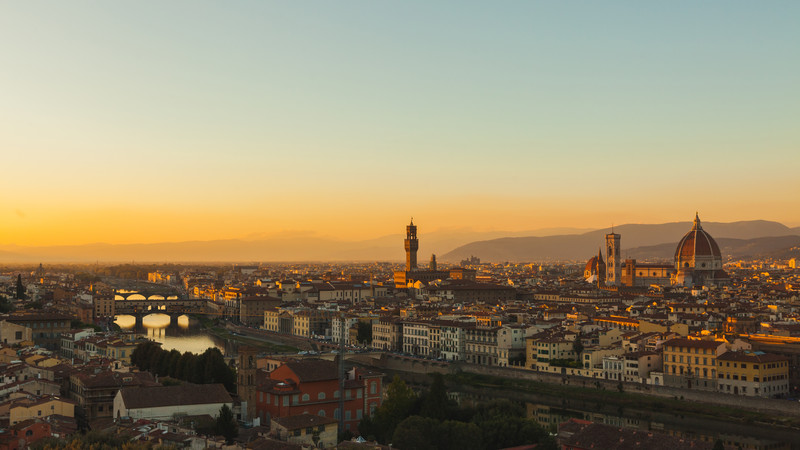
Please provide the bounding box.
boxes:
[2,2,798,247]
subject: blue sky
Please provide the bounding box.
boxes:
[1,2,798,245]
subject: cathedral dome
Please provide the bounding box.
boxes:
[674,214,721,262]
[585,256,600,274]
[584,249,605,282]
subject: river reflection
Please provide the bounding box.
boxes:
[446,389,798,449]
[115,314,226,355]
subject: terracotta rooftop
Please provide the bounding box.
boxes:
[272,413,338,430]
[282,360,338,383]
[717,351,788,363]
[119,383,232,409]
[663,338,724,350]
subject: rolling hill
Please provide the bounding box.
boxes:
[441,220,799,262]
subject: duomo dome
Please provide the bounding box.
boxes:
[672,214,729,287]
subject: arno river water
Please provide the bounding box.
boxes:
[387,370,800,449]
[114,313,228,355]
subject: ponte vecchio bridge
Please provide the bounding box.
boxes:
[114,289,206,323]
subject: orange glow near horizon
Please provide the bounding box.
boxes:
[2,197,798,248]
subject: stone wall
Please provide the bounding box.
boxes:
[454,362,800,417]
[354,354,800,417]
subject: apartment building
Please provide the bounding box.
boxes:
[716,351,790,398]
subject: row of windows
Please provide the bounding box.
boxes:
[670,355,715,365]
[260,389,365,406]
[666,365,716,378]
[665,346,714,354]
[718,360,786,369]
[31,322,68,329]
[718,383,786,394]
[719,373,787,382]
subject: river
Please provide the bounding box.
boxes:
[382,369,800,449]
[114,313,232,355]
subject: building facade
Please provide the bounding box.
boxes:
[716,351,790,398]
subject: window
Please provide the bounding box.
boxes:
[318,392,326,400]
[302,394,310,402]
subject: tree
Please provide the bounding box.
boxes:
[359,376,418,443]
[131,341,160,371]
[0,295,13,314]
[436,420,482,450]
[167,349,182,378]
[392,416,438,450]
[15,274,25,300]
[201,347,236,392]
[420,372,450,420]
[392,416,482,450]
[472,400,555,450]
[215,404,238,444]
[572,334,584,359]
[357,321,373,345]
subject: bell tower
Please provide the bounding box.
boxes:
[237,346,258,423]
[605,227,621,286]
[405,218,419,271]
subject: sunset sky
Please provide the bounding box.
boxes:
[1,2,798,247]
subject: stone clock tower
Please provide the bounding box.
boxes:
[405,218,419,271]
[605,229,621,286]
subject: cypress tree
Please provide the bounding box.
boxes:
[15,274,25,300]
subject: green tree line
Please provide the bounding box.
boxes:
[130,342,236,392]
[359,373,557,450]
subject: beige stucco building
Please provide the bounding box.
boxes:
[113,384,233,420]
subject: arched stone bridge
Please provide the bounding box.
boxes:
[114,291,206,320]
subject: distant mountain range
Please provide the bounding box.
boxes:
[0,221,797,264]
[441,220,800,263]
[0,226,593,264]
[624,236,800,261]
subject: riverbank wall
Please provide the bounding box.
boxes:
[354,353,800,418]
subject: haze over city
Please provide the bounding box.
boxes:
[1,2,799,250]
